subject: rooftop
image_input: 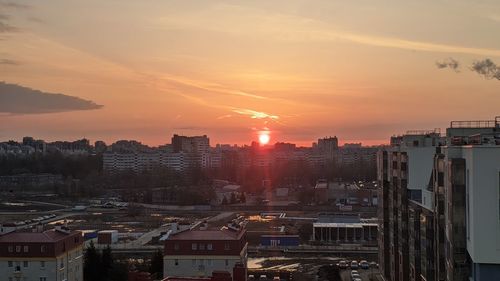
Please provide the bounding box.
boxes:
[0,229,78,243]
[169,229,244,241]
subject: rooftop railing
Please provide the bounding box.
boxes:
[450,119,496,128]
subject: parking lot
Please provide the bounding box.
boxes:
[340,268,377,281]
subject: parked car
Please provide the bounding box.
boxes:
[350,260,359,269]
[351,273,361,280]
[360,260,370,269]
[353,278,362,281]
[370,261,379,268]
[350,270,359,278]
[337,260,349,269]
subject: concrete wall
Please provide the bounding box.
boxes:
[463,146,500,264]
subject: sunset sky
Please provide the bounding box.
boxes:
[1,0,500,146]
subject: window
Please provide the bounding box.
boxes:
[174,243,179,251]
[199,243,205,250]
[15,246,21,252]
[8,261,13,267]
[40,277,47,281]
[23,246,29,253]
[225,259,229,266]
[8,246,13,253]
[40,261,45,268]
[174,259,178,266]
[23,261,28,267]
[191,243,197,250]
[40,245,46,253]
[207,243,213,250]
[224,242,230,250]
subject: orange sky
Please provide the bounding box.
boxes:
[1,1,500,146]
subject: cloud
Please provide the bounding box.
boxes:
[157,4,500,58]
[0,20,17,32]
[231,108,279,120]
[0,58,19,65]
[216,114,232,120]
[436,57,460,72]
[0,82,103,114]
[0,2,31,9]
[470,59,500,80]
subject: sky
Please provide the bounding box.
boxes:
[1,0,500,146]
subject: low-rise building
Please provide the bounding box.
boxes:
[163,227,247,279]
[0,227,83,281]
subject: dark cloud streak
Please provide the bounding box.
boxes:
[435,57,460,72]
[0,2,31,9]
[0,20,17,32]
[0,82,103,114]
[0,58,19,65]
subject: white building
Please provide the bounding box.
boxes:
[0,227,83,281]
[163,227,247,278]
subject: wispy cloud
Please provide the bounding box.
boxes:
[436,57,460,72]
[0,58,19,65]
[231,108,279,120]
[0,2,31,10]
[0,20,17,33]
[157,4,500,58]
[216,114,232,120]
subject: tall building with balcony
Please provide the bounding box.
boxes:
[0,227,83,281]
[378,116,500,281]
[378,130,443,281]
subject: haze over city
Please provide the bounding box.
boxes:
[1,0,500,146]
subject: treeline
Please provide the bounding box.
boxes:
[83,243,127,281]
[83,243,163,281]
[0,152,376,199]
[0,151,101,179]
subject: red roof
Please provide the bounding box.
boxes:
[169,229,244,241]
[0,230,78,243]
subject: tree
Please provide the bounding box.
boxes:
[230,192,237,204]
[221,196,228,205]
[108,262,128,281]
[298,223,313,242]
[101,245,113,280]
[149,250,163,278]
[84,241,102,281]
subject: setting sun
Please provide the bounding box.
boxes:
[258,133,270,145]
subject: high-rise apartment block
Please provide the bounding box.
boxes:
[378,116,500,281]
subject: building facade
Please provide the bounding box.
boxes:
[0,227,83,281]
[163,228,247,279]
[378,116,500,281]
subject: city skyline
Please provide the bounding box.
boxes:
[2,1,500,146]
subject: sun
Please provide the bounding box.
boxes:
[259,133,270,145]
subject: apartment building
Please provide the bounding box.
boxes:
[378,116,500,281]
[0,227,83,281]
[163,226,247,279]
